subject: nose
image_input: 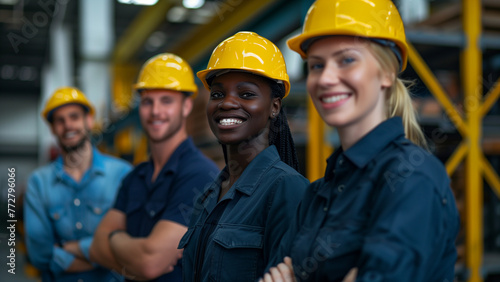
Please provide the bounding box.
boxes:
[318,63,340,87]
[218,93,240,110]
[151,100,161,116]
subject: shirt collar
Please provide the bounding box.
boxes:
[54,146,105,179]
[210,145,281,199]
[138,137,195,178]
[343,117,405,168]
[324,117,405,180]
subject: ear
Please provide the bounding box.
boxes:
[85,113,94,130]
[381,70,395,89]
[182,96,193,118]
[270,97,282,119]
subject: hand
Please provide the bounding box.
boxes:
[342,268,358,282]
[259,256,296,282]
[63,241,84,258]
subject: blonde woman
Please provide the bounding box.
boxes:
[263,0,459,281]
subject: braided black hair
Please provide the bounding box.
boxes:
[268,82,300,171]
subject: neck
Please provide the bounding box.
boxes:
[61,141,93,182]
[338,117,385,151]
[224,137,268,184]
[149,129,188,181]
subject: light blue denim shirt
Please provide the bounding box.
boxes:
[24,147,132,281]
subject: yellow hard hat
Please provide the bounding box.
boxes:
[134,53,198,98]
[197,31,291,98]
[287,0,408,71]
[42,87,95,122]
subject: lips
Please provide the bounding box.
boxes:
[318,93,351,109]
[219,118,244,126]
[214,114,247,128]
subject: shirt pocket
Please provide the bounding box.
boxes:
[49,205,73,241]
[83,202,110,234]
[210,225,264,282]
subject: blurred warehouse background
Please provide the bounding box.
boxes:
[0,0,499,281]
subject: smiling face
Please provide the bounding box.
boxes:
[139,89,191,144]
[206,71,280,145]
[306,36,393,137]
[50,104,93,152]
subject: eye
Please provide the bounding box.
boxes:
[340,56,355,65]
[240,92,256,99]
[307,62,324,71]
[140,99,152,106]
[209,91,224,99]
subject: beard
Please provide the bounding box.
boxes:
[59,130,90,154]
[146,119,183,144]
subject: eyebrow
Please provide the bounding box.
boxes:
[308,48,357,60]
[211,81,261,89]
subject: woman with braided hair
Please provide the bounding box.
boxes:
[178,31,309,282]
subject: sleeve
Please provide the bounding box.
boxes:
[24,173,75,276]
[113,175,130,212]
[160,170,215,226]
[78,236,93,261]
[264,174,309,265]
[356,171,448,282]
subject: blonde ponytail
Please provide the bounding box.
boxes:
[388,79,428,149]
[368,42,428,149]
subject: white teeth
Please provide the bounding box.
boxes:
[64,132,76,138]
[322,94,349,104]
[219,118,243,126]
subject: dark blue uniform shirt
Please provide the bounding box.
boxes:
[271,117,460,282]
[179,145,309,282]
[114,138,219,282]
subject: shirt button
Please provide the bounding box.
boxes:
[74,198,81,206]
[78,279,84,282]
[76,222,82,229]
[337,185,345,192]
[301,271,307,277]
[149,210,156,217]
[338,158,344,166]
[323,206,328,212]
[442,198,447,205]
[94,207,102,214]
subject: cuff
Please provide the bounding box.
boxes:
[79,237,93,261]
[50,246,75,275]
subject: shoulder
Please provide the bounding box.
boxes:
[371,140,451,200]
[28,162,56,186]
[265,161,309,192]
[99,152,133,170]
[177,148,219,179]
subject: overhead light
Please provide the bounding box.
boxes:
[117,0,158,6]
[0,0,18,5]
[166,6,188,23]
[182,0,204,9]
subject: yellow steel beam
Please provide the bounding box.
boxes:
[481,154,500,199]
[112,1,174,63]
[462,0,483,280]
[480,78,500,117]
[169,0,279,64]
[112,63,140,112]
[407,43,469,137]
[307,97,331,182]
[446,141,468,176]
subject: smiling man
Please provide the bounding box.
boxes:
[24,87,132,281]
[89,53,219,282]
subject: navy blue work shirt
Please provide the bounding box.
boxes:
[179,145,309,282]
[271,117,460,282]
[114,138,219,282]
